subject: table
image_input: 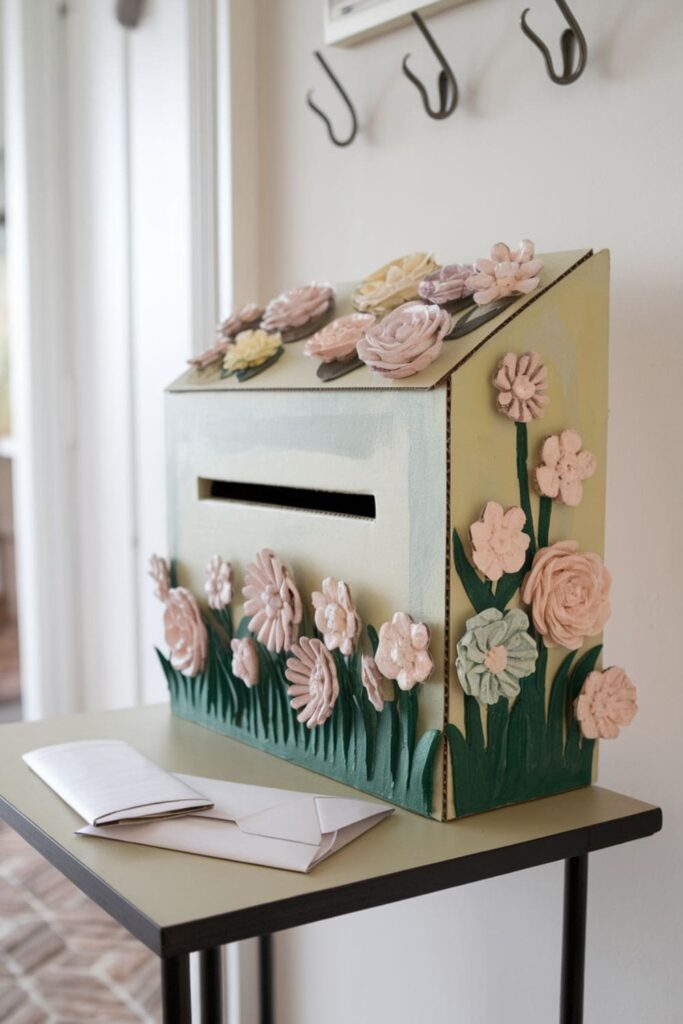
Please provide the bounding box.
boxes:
[0,705,661,1024]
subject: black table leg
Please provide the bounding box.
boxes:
[560,854,589,1024]
[259,934,274,1024]
[199,947,223,1024]
[161,953,191,1024]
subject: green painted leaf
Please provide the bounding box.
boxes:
[569,644,603,699]
[492,569,525,611]
[452,528,493,613]
[367,624,379,655]
[547,650,576,754]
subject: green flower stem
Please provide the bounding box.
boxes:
[515,422,536,561]
[538,495,552,550]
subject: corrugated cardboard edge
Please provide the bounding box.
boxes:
[441,376,452,821]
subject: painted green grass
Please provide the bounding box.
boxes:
[158,612,440,817]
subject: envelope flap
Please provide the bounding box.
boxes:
[237,796,322,845]
[314,796,392,833]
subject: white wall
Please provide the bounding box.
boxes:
[250,1,683,1021]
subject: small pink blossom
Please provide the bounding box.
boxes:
[204,555,233,610]
[535,429,597,507]
[231,637,260,688]
[575,667,638,740]
[469,502,530,582]
[242,549,303,652]
[163,587,208,677]
[418,264,476,305]
[187,341,231,370]
[375,612,433,692]
[218,303,263,340]
[361,655,385,712]
[312,577,361,656]
[492,351,549,423]
[149,554,170,602]
[468,240,544,306]
[285,637,339,728]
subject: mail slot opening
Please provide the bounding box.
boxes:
[198,478,376,520]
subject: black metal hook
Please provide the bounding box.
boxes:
[520,0,588,85]
[402,11,458,120]
[306,51,358,148]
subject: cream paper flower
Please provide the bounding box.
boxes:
[223,329,282,374]
[351,253,438,317]
[285,637,339,728]
[242,549,303,652]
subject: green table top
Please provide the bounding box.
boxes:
[0,704,661,957]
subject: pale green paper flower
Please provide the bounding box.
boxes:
[455,607,538,706]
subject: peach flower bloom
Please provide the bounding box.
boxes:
[469,502,530,582]
[361,654,385,712]
[285,637,339,728]
[303,313,375,363]
[535,429,597,507]
[231,637,260,688]
[242,549,303,652]
[312,577,361,656]
[148,554,170,602]
[468,240,543,306]
[163,587,208,677]
[218,302,263,340]
[493,351,549,423]
[351,252,438,317]
[261,284,334,332]
[357,301,451,380]
[574,667,638,740]
[187,341,231,370]
[522,541,611,650]
[204,555,233,610]
[375,612,433,691]
[418,263,476,305]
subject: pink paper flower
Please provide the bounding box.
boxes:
[357,301,451,380]
[187,341,231,370]
[149,554,170,602]
[163,587,208,677]
[312,577,361,656]
[261,284,334,333]
[231,637,260,688]
[418,264,476,305]
[218,302,263,340]
[303,313,375,363]
[469,502,530,582]
[375,612,433,691]
[574,667,638,740]
[521,541,611,650]
[242,549,303,652]
[535,429,597,507]
[468,240,543,306]
[361,654,385,712]
[285,637,339,728]
[492,351,549,423]
[204,555,233,610]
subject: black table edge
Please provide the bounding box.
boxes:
[0,793,660,958]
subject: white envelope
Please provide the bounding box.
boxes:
[77,774,394,873]
[23,740,213,826]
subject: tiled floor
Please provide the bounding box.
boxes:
[0,822,161,1022]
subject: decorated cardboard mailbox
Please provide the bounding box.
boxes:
[160,248,616,820]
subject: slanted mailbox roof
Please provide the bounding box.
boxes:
[168,249,592,394]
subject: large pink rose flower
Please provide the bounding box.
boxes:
[163,587,208,677]
[357,302,451,380]
[521,541,611,650]
[574,667,638,740]
[469,502,530,582]
[304,313,375,363]
[261,283,334,333]
[242,549,303,652]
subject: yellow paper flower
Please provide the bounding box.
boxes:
[351,253,438,317]
[223,329,281,374]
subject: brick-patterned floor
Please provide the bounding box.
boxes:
[0,822,161,1022]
